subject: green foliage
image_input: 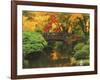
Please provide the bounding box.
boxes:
[74,43,84,51]
[74,42,89,60]
[74,49,88,60]
[82,59,89,66]
[23,31,47,55]
[76,59,89,66]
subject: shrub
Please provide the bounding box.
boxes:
[23,31,47,55]
[74,43,89,60]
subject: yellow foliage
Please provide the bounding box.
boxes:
[23,12,50,32]
[69,13,83,22]
[66,14,83,33]
[22,11,90,33]
[85,19,90,32]
[68,26,72,33]
[23,16,37,31]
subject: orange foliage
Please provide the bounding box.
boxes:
[22,12,90,33]
[69,13,83,22]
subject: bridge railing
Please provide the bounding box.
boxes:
[43,32,67,41]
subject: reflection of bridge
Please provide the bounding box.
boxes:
[43,32,67,41]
